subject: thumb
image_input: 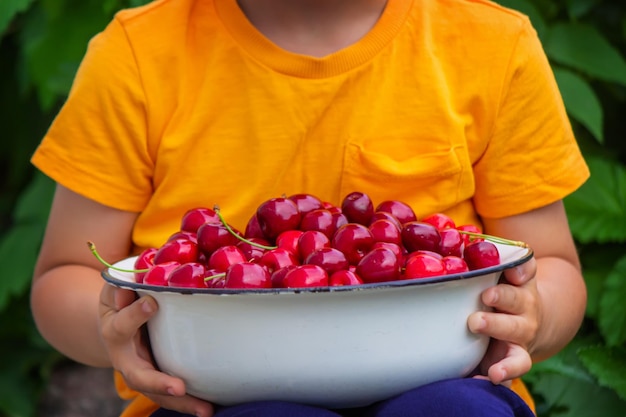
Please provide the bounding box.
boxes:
[502,257,536,286]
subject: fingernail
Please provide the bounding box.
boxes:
[469,315,486,332]
[113,290,123,310]
[141,298,154,313]
[497,369,507,383]
[167,387,176,396]
[514,265,527,281]
[485,290,498,305]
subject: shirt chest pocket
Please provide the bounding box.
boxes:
[340,136,470,216]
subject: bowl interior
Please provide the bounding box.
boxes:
[102,241,533,294]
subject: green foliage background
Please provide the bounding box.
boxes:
[1,0,626,416]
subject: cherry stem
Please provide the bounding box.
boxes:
[204,272,226,282]
[213,205,277,250]
[87,241,149,273]
[456,231,529,248]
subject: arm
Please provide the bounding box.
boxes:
[31,185,214,416]
[468,200,586,382]
[31,184,138,366]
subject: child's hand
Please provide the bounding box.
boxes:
[99,284,215,417]
[467,257,539,384]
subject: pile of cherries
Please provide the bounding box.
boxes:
[105,192,505,289]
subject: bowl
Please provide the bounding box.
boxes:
[102,241,533,409]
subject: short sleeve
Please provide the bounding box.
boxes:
[472,18,589,218]
[31,17,153,212]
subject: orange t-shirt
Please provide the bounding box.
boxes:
[32,0,589,415]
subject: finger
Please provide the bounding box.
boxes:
[114,287,139,310]
[471,374,512,388]
[121,366,214,417]
[480,284,535,315]
[486,343,532,384]
[502,257,536,286]
[146,393,214,417]
[100,285,139,312]
[121,363,188,397]
[102,296,158,343]
[467,311,536,346]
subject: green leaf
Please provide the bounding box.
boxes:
[564,156,626,244]
[0,0,36,37]
[599,256,626,346]
[578,245,624,320]
[544,23,626,86]
[553,67,604,143]
[128,0,154,7]
[578,345,626,401]
[491,0,547,39]
[0,173,53,310]
[13,171,55,224]
[19,1,113,109]
[566,0,599,19]
[0,223,45,310]
[525,340,626,417]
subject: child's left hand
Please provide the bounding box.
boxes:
[467,256,539,384]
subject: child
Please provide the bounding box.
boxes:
[30,0,589,416]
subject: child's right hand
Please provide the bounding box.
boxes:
[99,284,215,417]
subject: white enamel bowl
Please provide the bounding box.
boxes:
[102,242,532,409]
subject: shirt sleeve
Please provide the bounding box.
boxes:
[31,16,154,212]
[472,18,589,219]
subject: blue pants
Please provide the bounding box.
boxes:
[150,378,535,417]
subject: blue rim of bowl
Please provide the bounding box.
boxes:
[101,245,534,295]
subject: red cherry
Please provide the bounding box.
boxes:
[299,209,336,238]
[369,218,402,245]
[421,213,456,230]
[401,221,441,253]
[153,238,199,265]
[197,223,241,256]
[457,224,484,247]
[237,238,271,261]
[256,197,302,240]
[208,245,247,272]
[298,230,331,261]
[332,223,375,265]
[304,247,349,276]
[323,202,342,214]
[406,249,443,260]
[329,269,364,286]
[438,228,463,257]
[283,265,329,288]
[341,191,374,225]
[372,241,405,263]
[224,262,272,289]
[204,269,226,288]
[369,211,402,229]
[259,248,300,275]
[442,256,469,274]
[355,247,401,283]
[403,253,446,279]
[180,207,220,233]
[270,265,298,288]
[331,212,349,232]
[168,262,208,288]
[276,230,304,257]
[288,193,324,215]
[134,247,157,283]
[464,241,500,270]
[143,261,181,286]
[244,213,266,240]
[167,230,198,244]
[375,200,417,224]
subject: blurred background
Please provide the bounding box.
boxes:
[1,0,625,416]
